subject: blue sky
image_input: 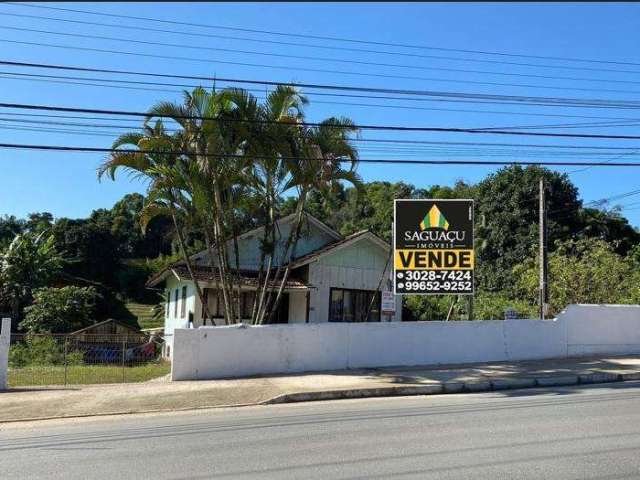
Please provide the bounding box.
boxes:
[1,2,640,225]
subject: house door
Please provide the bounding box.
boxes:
[267,293,289,324]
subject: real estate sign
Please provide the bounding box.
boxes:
[381,291,396,314]
[393,199,474,295]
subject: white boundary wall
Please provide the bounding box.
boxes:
[171,305,640,380]
[0,318,10,389]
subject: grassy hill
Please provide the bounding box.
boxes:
[125,302,163,330]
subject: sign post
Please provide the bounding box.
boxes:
[393,199,474,296]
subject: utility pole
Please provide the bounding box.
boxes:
[539,178,548,320]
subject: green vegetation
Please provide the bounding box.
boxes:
[8,362,171,387]
[0,232,64,322]
[514,238,640,316]
[21,286,100,333]
[126,302,163,330]
[8,333,168,386]
[9,334,82,368]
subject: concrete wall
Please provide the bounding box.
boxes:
[0,318,10,389]
[564,304,640,356]
[171,304,640,380]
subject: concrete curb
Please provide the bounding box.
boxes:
[265,372,640,404]
[4,371,640,424]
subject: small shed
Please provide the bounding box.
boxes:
[69,319,148,344]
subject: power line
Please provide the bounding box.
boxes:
[8,2,640,71]
[568,150,640,175]
[7,37,640,95]
[4,121,635,158]
[4,112,640,150]
[5,24,640,89]
[475,119,640,131]
[587,189,640,205]
[3,142,640,166]
[6,69,628,128]
[6,101,640,139]
[4,60,640,110]
[14,11,634,76]
[8,68,640,123]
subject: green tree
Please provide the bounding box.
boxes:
[475,165,582,293]
[20,286,100,333]
[289,180,473,240]
[513,238,640,316]
[25,212,54,234]
[0,215,24,248]
[576,207,640,255]
[51,218,119,287]
[0,232,64,322]
[91,193,173,259]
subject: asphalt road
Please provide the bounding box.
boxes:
[3,382,640,479]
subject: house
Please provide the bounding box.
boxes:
[69,318,148,344]
[68,319,153,364]
[147,213,402,358]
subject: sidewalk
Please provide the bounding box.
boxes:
[3,355,640,423]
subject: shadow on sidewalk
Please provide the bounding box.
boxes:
[2,387,81,393]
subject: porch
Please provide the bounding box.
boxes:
[181,265,311,326]
[197,287,310,326]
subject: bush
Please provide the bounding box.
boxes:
[403,292,537,321]
[473,293,537,320]
[513,238,640,316]
[8,334,83,367]
[403,295,452,321]
[20,286,100,333]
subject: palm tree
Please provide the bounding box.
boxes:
[98,120,214,322]
[99,85,363,326]
[230,85,309,324]
[261,117,363,324]
[143,87,252,324]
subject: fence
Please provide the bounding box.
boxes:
[8,333,169,387]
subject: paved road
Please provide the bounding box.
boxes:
[3,382,640,479]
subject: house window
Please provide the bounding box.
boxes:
[180,286,187,319]
[174,289,179,318]
[166,290,170,318]
[329,288,381,322]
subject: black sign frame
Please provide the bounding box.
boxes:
[393,199,474,296]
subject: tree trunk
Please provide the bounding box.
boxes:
[254,198,278,324]
[203,228,221,326]
[251,205,274,324]
[211,184,235,324]
[262,188,308,324]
